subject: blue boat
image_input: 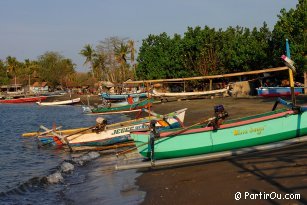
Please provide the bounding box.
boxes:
[256,87,303,97]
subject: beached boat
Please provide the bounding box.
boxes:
[130,100,307,160]
[36,98,81,106]
[101,92,147,101]
[110,97,139,108]
[151,88,228,97]
[82,97,140,113]
[256,87,303,97]
[0,96,47,104]
[37,108,187,147]
[91,98,153,114]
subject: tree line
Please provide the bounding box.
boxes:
[0,52,75,88]
[136,0,306,80]
[0,0,305,88]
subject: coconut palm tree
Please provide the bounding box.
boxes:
[80,44,96,77]
[6,56,20,90]
[92,52,106,80]
[128,40,136,79]
[114,43,130,82]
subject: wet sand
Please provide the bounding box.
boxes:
[135,95,307,205]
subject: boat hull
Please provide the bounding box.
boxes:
[131,109,307,160]
[91,98,153,113]
[101,93,147,101]
[256,87,303,97]
[36,98,80,106]
[38,108,186,147]
[0,96,47,103]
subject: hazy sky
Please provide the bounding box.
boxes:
[0,0,298,72]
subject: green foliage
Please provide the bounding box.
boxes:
[136,1,305,80]
[37,51,75,87]
[272,0,306,73]
[137,24,275,79]
[219,23,272,72]
[137,32,188,79]
[0,60,10,85]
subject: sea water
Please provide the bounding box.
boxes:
[0,104,145,204]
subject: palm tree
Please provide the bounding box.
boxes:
[80,44,95,77]
[128,40,136,79]
[114,43,129,82]
[6,56,19,90]
[92,52,106,80]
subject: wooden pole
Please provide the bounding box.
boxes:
[304,72,307,94]
[286,39,296,105]
[209,79,212,91]
[123,67,289,84]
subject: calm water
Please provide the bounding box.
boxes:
[0,104,145,205]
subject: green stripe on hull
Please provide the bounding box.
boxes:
[132,110,307,160]
[92,99,153,113]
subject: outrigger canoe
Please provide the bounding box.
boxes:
[37,108,187,147]
[256,87,303,97]
[101,92,147,101]
[91,98,153,114]
[0,96,47,103]
[36,98,81,106]
[130,99,307,160]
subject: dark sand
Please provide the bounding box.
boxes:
[135,95,307,205]
[49,94,307,204]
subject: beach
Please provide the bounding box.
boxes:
[133,95,307,205]
[33,93,307,204]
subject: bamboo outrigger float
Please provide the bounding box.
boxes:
[151,88,228,97]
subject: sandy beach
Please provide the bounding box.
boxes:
[133,95,307,205]
[46,93,307,204]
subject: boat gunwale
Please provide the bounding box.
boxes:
[131,109,295,137]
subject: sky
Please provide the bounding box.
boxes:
[0,0,298,72]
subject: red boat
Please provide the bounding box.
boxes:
[0,96,47,103]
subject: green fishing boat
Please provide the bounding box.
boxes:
[131,100,307,160]
[91,98,154,114]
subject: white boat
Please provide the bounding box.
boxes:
[151,88,228,97]
[36,98,81,106]
[37,108,187,147]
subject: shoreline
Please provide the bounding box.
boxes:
[134,95,307,205]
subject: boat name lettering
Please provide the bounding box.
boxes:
[233,126,265,136]
[112,124,146,135]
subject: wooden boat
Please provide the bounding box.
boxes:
[130,100,307,160]
[256,87,303,97]
[37,108,187,147]
[91,98,153,114]
[101,92,147,101]
[110,97,139,108]
[82,97,140,113]
[0,96,47,104]
[151,88,228,97]
[36,98,81,106]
